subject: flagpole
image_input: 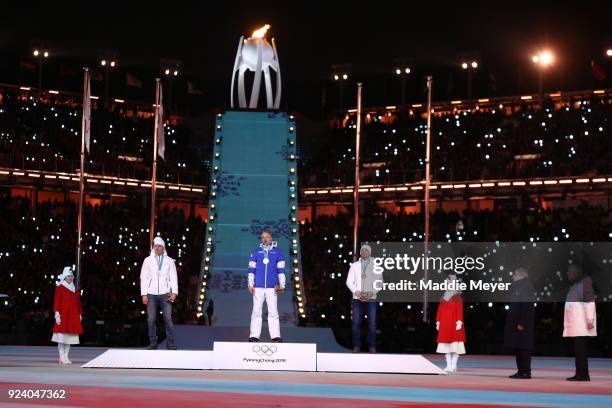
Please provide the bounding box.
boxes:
[76,68,90,290]
[423,76,433,323]
[353,82,362,261]
[150,78,161,247]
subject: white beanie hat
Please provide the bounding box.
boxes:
[150,236,167,257]
[57,266,74,285]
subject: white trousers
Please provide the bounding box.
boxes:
[250,288,280,339]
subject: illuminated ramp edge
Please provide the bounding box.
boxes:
[197,111,303,329]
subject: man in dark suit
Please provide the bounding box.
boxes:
[504,267,535,379]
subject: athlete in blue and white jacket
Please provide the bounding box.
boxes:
[247,229,286,342]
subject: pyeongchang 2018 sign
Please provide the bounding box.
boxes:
[212,342,316,371]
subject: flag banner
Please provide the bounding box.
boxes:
[83,69,91,153]
[157,83,165,159]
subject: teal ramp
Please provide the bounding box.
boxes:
[197,111,303,329]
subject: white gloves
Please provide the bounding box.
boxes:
[437,321,462,330]
[277,273,286,290]
[247,272,255,288]
[80,314,82,322]
[54,312,61,326]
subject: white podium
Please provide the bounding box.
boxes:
[83,343,444,375]
[82,349,213,370]
[212,342,316,371]
[317,352,444,374]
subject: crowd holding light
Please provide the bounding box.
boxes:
[299,204,612,353]
[0,90,206,184]
[304,97,612,187]
[0,195,205,345]
[4,76,609,193]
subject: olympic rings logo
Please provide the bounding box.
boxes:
[252,345,278,356]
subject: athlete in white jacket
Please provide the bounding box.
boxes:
[346,244,381,353]
[140,236,178,350]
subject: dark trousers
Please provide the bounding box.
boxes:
[514,348,532,374]
[146,293,175,344]
[351,299,377,349]
[573,336,589,376]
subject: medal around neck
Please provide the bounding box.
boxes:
[260,241,278,249]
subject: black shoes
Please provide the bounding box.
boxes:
[352,347,376,353]
[509,372,531,379]
[567,374,590,381]
[147,337,176,350]
[248,337,281,343]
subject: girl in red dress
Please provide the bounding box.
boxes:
[52,267,83,364]
[435,273,466,372]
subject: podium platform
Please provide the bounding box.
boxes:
[317,352,444,374]
[82,349,213,370]
[83,342,444,374]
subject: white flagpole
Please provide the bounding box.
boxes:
[150,79,161,247]
[353,82,363,261]
[423,76,433,323]
[76,68,90,290]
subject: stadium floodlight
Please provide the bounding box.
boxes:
[532,50,553,66]
[32,48,51,99]
[540,51,553,65]
[532,50,554,107]
[461,61,478,70]
[394,67,411,75]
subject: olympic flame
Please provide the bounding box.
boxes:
[252,24,270,39]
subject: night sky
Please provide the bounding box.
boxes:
[1,1,611,117]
